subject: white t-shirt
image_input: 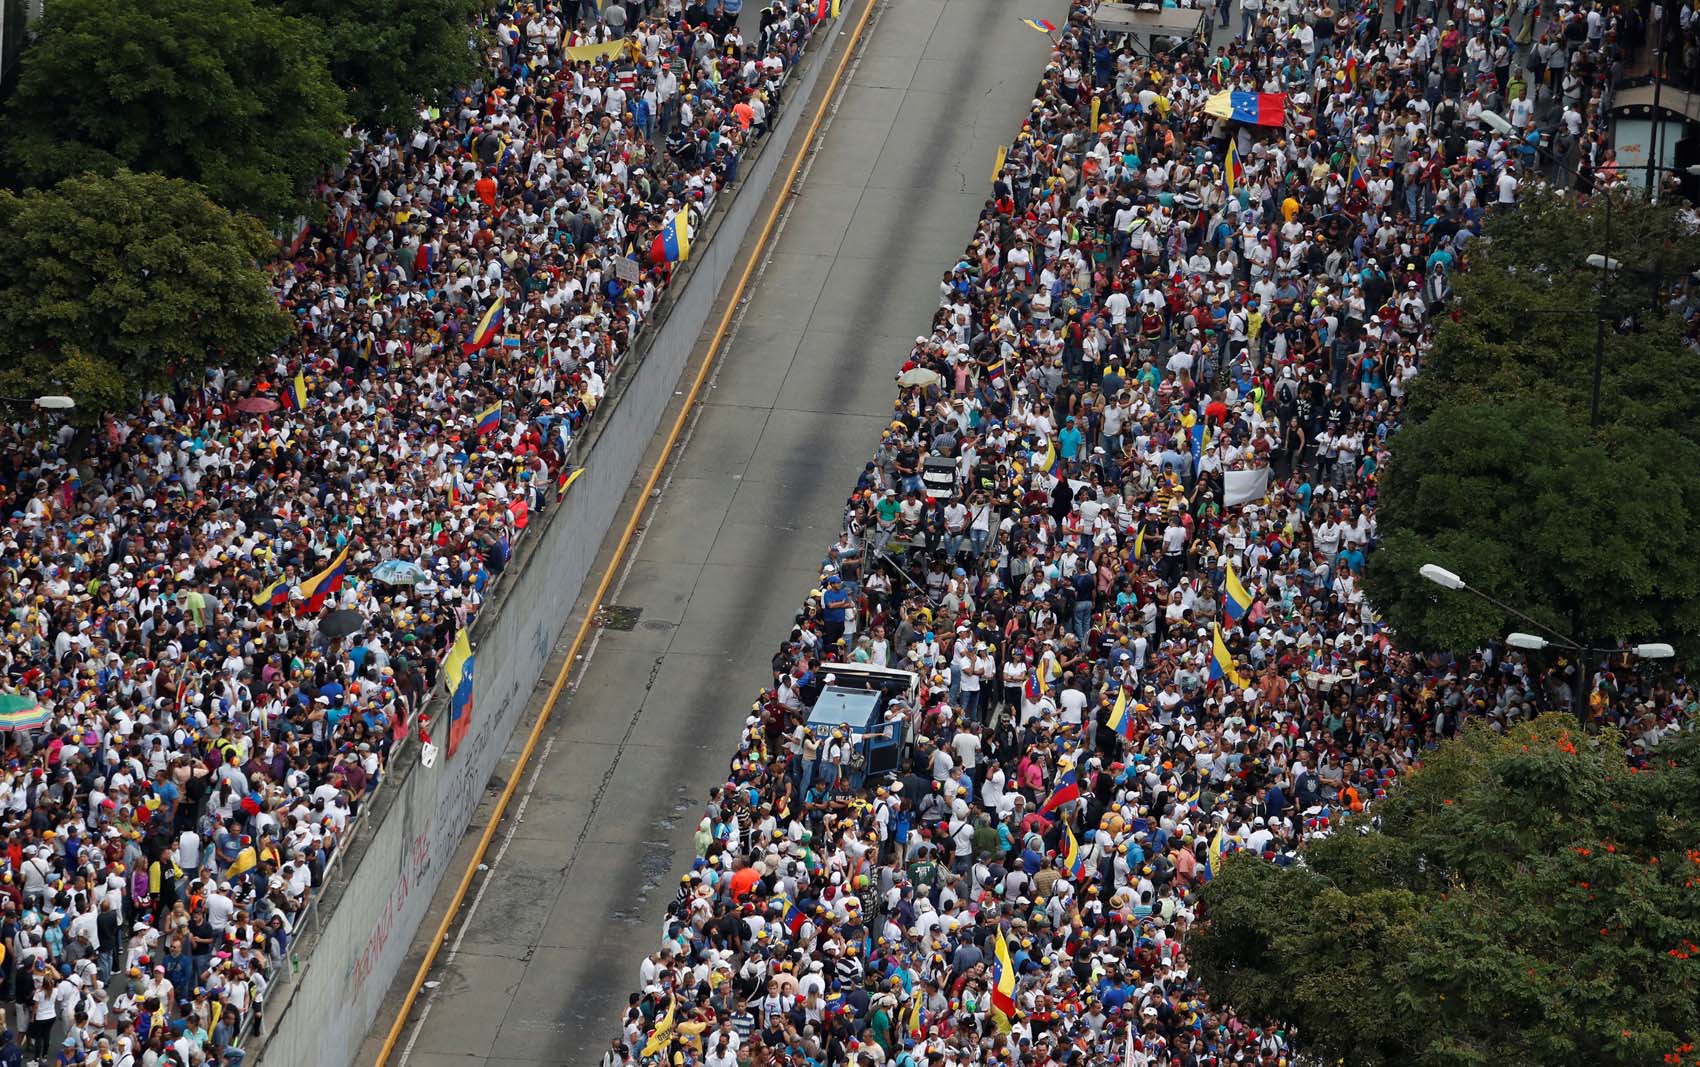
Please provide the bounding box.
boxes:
[1058,687,1089,724]
[1496,170,1517,205]
[207,891,236,932]
[951,731,982,770]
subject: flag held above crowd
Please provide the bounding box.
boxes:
[990,929,1018,1031]
[1203,90,1287,126]
[652,207,693,263]
[1223,561,1254,624]
[464,297,506,355]
[296,544,350,614]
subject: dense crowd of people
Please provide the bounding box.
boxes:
[0,0,833,1063]
[611,1,1695,1067]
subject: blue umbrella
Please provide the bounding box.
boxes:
[372,559,428,586]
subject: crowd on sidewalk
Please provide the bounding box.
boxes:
[612,1,1696,1067]
[0,0,834,1063]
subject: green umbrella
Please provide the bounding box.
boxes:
[0,693,48,732]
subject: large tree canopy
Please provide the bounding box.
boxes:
[1192,714,1700,1067]
[2,0,348,225]
[1364,190,1700,659]
[0,170,292,416]
[270,0,481,134]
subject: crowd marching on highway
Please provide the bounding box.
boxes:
[611,1,1698,1067]
[0,0,835,1063]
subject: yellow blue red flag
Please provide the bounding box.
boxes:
[1223,560,1253,624]
[990,929,1017,1030]
[444,629,476,757]
[294,544,350,614]
[1209,623,1246,689]
[652,207,692,263]
[464,297,506,356]
[1105,687,1136,740]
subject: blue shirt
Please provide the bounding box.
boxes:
[1058,426,1083,460]
[822,587,849,622]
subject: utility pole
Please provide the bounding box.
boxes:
[1647,13,1666,197]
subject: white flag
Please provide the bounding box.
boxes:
[1223,467,1270,507]
[421,741,439,768]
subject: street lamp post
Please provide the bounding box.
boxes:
[1477,113,1614,431]
[1505,632,1676,660]
[1418,564,1676,724]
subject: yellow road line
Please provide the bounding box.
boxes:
[371,3,882,1063]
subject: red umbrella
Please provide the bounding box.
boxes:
[236,397,278,414]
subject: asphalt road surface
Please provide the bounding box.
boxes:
[362,2,1060,1063]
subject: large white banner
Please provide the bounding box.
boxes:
[1224,467,1270,507]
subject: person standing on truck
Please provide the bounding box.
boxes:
[821,577,850,648]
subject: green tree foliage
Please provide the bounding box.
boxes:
[2,0,348,225]
[1365,190,1700,657]
[0,171,292,417]
[1192,714,1700,1067]
[270,0,481,134]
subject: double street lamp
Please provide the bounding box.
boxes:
[1418,563,1675,723]
[0,395,75,411]
[1479,111,1700,431]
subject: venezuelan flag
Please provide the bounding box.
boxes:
[1039,768,1079,815]
[778,894,808,934]
[640,999,676,1058]
[1223,560,1253,624]
[1225,139,1242,197]
[295,544,350,614]
[279,370,308,411]
[225,843,259,880]
[990,929,1017,1030]
[1064,826,1085,880]
[1132,524,1144,561]
[1203,90,1287,126]
[652,207,692,263]
[1038,436,1058,476]
[906,990,924,1037]
[1202,825,1230,882]
[251,575,291,611]
[444,628,476,757]
[1208,623,1246,689]
[463,297,506,356]
[475,401,502,436]
[1105,687,1137,741]
[1020,17,1056,32]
